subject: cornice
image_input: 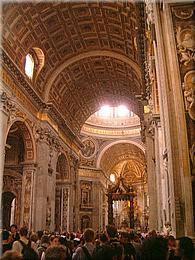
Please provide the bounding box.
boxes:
[44,103,83,149]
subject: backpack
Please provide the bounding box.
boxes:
[81,246,93,260]
[109,241,124,260]
[92,244,113,260]
[19,240,39,260]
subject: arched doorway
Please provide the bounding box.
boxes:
[3,121,35,228]
[55,153,70,232]
[2,192,16,229]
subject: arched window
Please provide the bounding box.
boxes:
[110,173,116,183]
[25,53,34,79]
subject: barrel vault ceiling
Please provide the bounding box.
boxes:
[2,2,146,135]
[100,142,145,175]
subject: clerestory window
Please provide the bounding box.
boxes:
[24,53,34,79]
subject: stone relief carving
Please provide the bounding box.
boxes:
[176,26,195,66]
[81,138,96,158]
[173,8,194,20]
[22,171,32,226]
[183,70,195,120]
[145,0,154,25]
[34,126,64,176]
[35,127,60,149]
[0,91,16,117]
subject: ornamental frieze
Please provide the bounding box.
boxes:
[176,25,195,66]
[34,126,61,151]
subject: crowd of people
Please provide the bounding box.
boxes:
[1,224,194,260]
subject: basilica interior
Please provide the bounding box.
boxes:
[0,1,194,239]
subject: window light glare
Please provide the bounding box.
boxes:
[25,54,34,79]
[117,105,129,117]
[110,173,116,183]
[99,105,111,117]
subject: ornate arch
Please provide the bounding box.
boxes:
[96,139,145,169]
[56,152,70,181]
[6,119,36,162]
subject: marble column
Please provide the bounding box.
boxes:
[0,91,11,229]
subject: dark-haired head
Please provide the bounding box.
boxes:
[178,236,194,260]
[99,233,108,243]
[45,246,67,260]
[106,224,117,239]
[19,227,28,237]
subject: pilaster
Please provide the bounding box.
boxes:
[0,90,13,228]
[69,152,79,232]
[21,163,37,230]
[153,2,194,236]
[144,113,158,231]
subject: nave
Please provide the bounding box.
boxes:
[0,2,194,258]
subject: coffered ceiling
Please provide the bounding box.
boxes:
[2,1,146,135]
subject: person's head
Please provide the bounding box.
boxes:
[59,236,66,246]
[141,236,168,260]
[37,230,44,240]
[45,246,67,260]
[73,237,80,247]
[1,250,23,260]
[83,228,95,243]
[19,226,28,237]
[2,230,10,241]
[148,230,157,238]
[30,233,38,243]
[41,235,50,245]
[99,233,108,243]
[10,224,17,233]
[106,224,117,239]
[50,235,60,246]
[177,236,194,260]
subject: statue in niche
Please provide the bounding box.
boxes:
[176,26,195,66]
